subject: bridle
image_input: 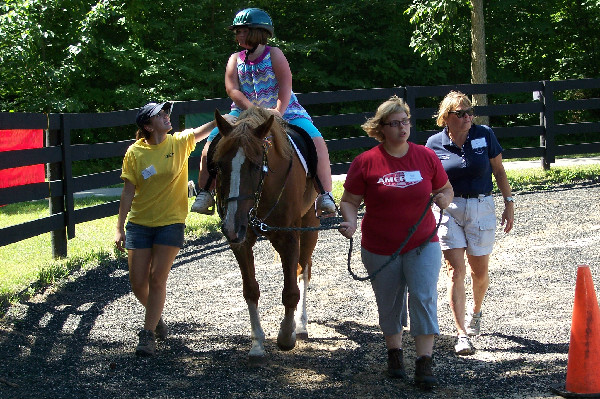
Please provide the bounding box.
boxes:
[216,135,293,237]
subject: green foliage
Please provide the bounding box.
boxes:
[1,0,599,134]
[405,0,600,83]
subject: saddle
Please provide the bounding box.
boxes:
[205,123,319,184]
[286,124,318,179]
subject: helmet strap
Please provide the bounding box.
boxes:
[245,45,259,61]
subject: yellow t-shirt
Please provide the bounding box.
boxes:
[121,130,196,227]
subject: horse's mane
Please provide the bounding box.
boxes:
[215,107,293,165]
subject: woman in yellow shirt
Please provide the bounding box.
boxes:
[115,101,233,356]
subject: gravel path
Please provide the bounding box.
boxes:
[1,182,600,399]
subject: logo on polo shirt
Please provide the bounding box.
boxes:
[377,171,423,188]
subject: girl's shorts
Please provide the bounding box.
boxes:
[125,222,185,249]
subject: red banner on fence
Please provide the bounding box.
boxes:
[0,129,45,189]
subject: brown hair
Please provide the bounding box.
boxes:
[360,95,411,142]
[135,126,151,141]
[233,27,271,48]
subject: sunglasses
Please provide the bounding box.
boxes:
[153,110,171,119]
[381,119,410,127]
[448,108,474,118]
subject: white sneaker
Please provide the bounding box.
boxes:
[188,181,197,198]
[190,190,215,214]
[454,334,475,356]
[466,311,482,336]
[316,192,336,214]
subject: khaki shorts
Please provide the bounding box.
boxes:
[435,195,496,256]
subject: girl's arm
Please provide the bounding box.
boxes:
[115,178,135,252]
[269,47,292,116]
[225,52,253,110]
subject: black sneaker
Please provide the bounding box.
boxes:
[387,348,407,379]
[135,329,156,357]
[415,355,437,389]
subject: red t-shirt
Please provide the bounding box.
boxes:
[344,143,449,256]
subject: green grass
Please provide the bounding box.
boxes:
[1,163,600,316]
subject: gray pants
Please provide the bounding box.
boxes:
[361,241,442,336]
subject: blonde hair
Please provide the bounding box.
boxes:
[435,91,472,127]
[361,95,411,142]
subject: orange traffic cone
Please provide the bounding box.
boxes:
[554,265,600,398]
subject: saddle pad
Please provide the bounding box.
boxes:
[286,125,318,178]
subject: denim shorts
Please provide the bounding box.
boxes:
[125,222,185,249]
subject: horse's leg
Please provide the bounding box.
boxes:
[270,232,300,351]
[295,212,319,339]
[230,238,266,358]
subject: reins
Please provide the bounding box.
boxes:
[216,123,443,283]
[346,196,443,282]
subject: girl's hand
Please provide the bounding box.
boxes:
[266,108,282,118]
[115,230,126,252]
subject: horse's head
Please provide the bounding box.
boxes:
[214,107,287,244]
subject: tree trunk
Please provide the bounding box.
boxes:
[470,0,489,126]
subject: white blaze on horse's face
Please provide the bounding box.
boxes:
[223,147,246,240]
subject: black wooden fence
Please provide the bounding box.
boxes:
[2,79,600,255]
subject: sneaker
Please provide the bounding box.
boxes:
[454,334,475,356]
[387,348,407,379]
[414,355,437,389]
[466,310,482,336]
[190,190,215,214]
[316,192,336,214]
[188,180,197,198]
[155,317,169,340]
[135,329,156,357]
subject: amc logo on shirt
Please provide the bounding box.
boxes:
[377,170,423,188]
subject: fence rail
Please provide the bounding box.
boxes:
[2,79,600,255]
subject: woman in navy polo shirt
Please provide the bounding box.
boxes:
[426,91,514,356]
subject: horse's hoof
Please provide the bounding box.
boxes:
[277,341,296,351]
[296,332,309,340]
[277,330,296,351]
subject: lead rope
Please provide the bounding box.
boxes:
[347,196,443,282]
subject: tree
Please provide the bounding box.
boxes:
[405,0,488,123]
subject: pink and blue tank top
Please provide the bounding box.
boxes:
[231,46,312,122]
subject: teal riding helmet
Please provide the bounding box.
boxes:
[229,8,274,35]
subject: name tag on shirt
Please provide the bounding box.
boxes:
[142,165,157,180]
[471,137,487,149]
[404,170,423,183]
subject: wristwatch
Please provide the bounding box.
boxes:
[504,196,515,203]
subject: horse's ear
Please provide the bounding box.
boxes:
[254,115,275,140]
[215,109,233,137]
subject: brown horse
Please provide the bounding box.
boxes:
[213,107,320,359]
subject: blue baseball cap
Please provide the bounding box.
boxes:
[136,102,173,128]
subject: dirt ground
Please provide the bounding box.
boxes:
[1,183,600,398]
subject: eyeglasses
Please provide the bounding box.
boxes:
[381,119,410,127]
[448,108,474,118]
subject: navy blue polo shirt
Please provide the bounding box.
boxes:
[425,124,503,196]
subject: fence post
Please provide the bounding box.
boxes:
[540,80,555,170]
[46,115,67,258]
[405,86,416,140]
